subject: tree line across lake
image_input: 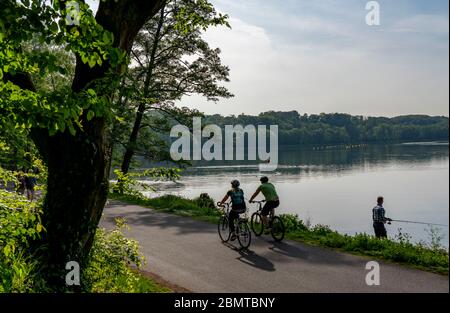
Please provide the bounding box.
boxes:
[204,111,449,146]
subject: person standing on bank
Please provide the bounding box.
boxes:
[372,196,392,238]
[24,170,37,201]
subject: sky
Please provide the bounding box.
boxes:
[87,0,449,117]
[175,0,449,117]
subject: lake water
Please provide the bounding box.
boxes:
[143,142,449,246]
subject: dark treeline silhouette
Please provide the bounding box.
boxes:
[204,111,449,145]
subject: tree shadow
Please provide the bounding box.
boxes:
[102,204,217,236]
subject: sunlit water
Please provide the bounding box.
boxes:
[140,142,449,247]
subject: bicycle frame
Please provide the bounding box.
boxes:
[252,200,275,221]
[217,202,252,248]
[217,202,249,221]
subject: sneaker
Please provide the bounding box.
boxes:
[230,233,237,241]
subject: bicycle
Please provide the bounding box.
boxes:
[217,202,252,249]
[250,200,285,242]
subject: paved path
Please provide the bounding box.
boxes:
[101,201,449,293]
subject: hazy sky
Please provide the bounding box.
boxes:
[176,0,449,117]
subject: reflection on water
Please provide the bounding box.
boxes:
[143,142,449,246]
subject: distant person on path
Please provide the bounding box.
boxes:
[17,173,26,195]
[372,196,392,238]
[249,177,280,232]
[219,180,247,241]
[24,171,37,201]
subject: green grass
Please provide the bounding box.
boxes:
[110,192,449,275]
[132,270,172,293]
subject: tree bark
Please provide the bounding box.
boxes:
[25,0,166,289]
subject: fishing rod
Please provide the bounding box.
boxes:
[390,219,448,227]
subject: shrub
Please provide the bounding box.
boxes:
[0,188,45,292]
[193,193,216,210]
[82,218,147,293]
[280,214,309,232]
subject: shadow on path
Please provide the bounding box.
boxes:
[267,241,310,260]
[103,207,216,236]
[237,249,276,272]
[221,242,275,272]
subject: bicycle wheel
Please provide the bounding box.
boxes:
[270,216,285,242]
[237,221,252,249]
[218,216,230,242]
[250,212,264,236]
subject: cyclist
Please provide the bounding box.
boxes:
[219,180,247,241]
[249,176,279,232]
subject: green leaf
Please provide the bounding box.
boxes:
[57,120,66,132]
[68,123,76,136]
[50,22,59,34]
[102,31,113,44]
[87,110,95,121]
[3,245,10,257]
[88,57,97,68]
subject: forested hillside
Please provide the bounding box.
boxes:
[205,111,449,145]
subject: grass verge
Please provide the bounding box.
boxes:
[109,192,449,275]
[132,270,173,293]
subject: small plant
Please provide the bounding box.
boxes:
[311,224,333,236]
[110,168,181,198]
[425,225,446,251]
[395,228,413,245]
[193,193,216,210]
[110,169,147,198]
[279,214,308,232]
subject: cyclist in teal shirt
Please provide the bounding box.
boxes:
[219,180,247,241]
[249,177,280,230]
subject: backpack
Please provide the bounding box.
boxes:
[229,188,245,205]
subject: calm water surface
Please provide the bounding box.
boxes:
[143,142,449,246]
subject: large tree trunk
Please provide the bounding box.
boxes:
[25,0,166,290]
[34,120,111,288]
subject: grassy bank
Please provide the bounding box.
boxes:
[109,193,449,275]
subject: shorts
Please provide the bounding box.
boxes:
[373,222,387,238]
[261,200,280,216]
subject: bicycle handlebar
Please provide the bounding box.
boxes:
[217,202,230,208]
